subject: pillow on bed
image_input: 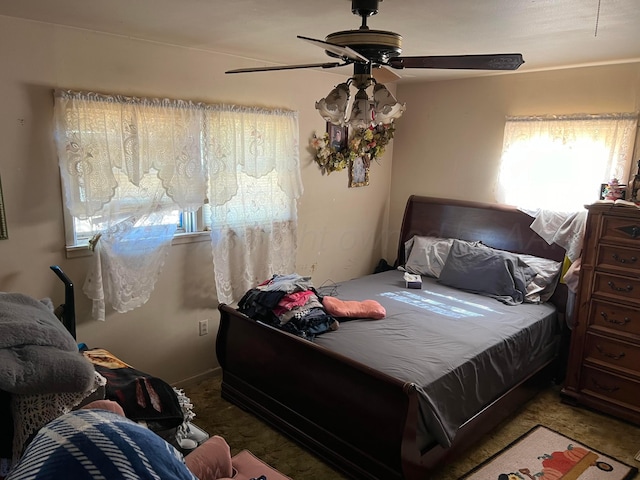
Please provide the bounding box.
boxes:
[438,240,536,305]
[515,253,562,303]
[321,296,386,320]
[405,236,470,278]
[476,244,563,303]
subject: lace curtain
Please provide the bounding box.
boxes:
[54,90,301,319]
[496,113,638,212]
[54,90,208,320]
[205,106,302,304]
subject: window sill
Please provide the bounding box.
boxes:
[64,231,211,258]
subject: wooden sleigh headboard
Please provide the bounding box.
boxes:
[396,195,569,316]
[397,195,566,265]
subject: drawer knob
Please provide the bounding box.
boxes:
[611,253,638,264]
[607,281,633,293]
[595,344,626,360]
[591,379,620,393]
[618,225,640,239]
[600,312,631,326]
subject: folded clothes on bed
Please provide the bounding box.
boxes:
[0,293,95,395]
[239,274,339,340]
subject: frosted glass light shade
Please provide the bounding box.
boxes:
[315,83,350,126]
[373,84,406,124]
[349,88,375,129]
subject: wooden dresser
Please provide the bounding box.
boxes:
[562,203,640,423]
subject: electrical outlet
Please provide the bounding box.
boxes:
[198,319,209,336]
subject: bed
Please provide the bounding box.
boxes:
[216,195,568,480]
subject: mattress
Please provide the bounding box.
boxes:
[314,269,561,450]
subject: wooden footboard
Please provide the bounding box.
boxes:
[217,303,557,479]
[217,303,420,480]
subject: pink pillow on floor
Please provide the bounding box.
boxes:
[322,296,386,320]
[231,450,293,480]
[184,435,234,480]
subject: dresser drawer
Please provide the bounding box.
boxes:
[581,366,640,410]
[584,332,640,376]
[596,244,640,276]
[589,299,640,336]
[601,216,640,245]
[593,271,640,307]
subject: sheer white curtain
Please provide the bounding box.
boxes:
[54,90,208,320]
[496,113,638,213]
[55,91,301,317]
[205,106,302,304]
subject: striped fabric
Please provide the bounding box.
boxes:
[7,410,197,480]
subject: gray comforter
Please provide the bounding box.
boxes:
[315,270,560,450]
[0,293,95,394]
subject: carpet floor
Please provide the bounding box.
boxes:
[183,375,640,480]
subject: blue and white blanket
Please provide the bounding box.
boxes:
[7,410,196,480]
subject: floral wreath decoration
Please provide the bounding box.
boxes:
[310,123,396,175]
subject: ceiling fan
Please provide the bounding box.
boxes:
[225,0,525,82]
[227,0,524,128]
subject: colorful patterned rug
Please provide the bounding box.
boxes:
[460,425,638,480]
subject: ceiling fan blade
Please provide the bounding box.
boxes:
[297,35,370,63]
[226,62,344,74]
[388,54,524,71]
[372,65,402,83]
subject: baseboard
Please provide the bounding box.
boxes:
[173,367,221,389]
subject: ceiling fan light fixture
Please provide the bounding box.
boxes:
[315,82,351,125]
[373,83,406,124]
[348,88,375,129]
[316,81,404,128]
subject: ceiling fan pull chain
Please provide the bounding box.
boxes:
[594,0,602,37]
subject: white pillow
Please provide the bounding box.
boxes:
[404,236,455,278]
[518,253,562,303]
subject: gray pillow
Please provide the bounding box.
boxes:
[404,236,454,278]
[404,236,480,278]
[438,240,536,305]
[474,244,562,303]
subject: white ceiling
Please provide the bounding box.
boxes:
[1,0,640,82]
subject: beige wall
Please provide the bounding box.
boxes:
[386,63,640,261]
[0,16,393,384]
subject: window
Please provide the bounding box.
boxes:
[55,92,298,247]
[202,168,292,230]
[496,113,638,212]
[54,90,301,318]
[70,167,183,245]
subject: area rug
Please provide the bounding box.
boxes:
[459,425,638,480]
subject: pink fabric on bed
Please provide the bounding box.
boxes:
[322,296,386,319]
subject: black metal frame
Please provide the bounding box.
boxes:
[50,265,76,339]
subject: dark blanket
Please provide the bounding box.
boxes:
[83,348,184,433]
